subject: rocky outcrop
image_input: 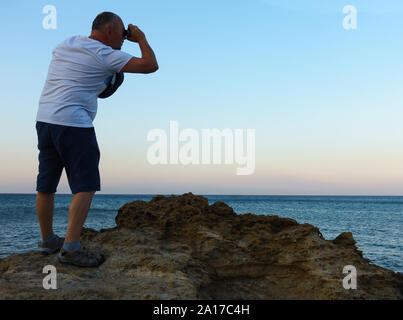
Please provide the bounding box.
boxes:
[0,193,402,299]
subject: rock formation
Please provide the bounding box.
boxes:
[0,193,402,299]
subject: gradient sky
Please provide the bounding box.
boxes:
[1,0,403,195]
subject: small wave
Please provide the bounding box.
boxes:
[53,207,118,212]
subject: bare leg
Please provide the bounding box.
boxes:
[36,192,55,240]
[65,191,96,243]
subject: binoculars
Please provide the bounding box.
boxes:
[123,27,131,40]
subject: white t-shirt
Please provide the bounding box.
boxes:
[36,35,133,127]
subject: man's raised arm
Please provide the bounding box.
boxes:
[121,24,159,74]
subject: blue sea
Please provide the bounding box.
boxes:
[0,194,401,273]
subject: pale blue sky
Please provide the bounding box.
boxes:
[1,0,402,195]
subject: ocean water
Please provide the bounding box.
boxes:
[0,194,401,273]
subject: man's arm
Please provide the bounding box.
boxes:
[121,25,159,74]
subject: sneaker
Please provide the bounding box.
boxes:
[58,247,105,268]
[38,235,65,255]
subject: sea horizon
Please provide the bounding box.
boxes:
[1,193,403,197]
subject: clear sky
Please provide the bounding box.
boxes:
[1,0,403,195]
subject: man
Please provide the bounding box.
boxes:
[35,12,158,267]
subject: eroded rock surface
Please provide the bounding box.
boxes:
[1,193,402,299]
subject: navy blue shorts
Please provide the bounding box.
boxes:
[35,121,101,194]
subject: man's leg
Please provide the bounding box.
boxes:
[59,190,105,267]
[35,121,63,243]
[65,191,96,243]
[36,191,55,240]
[56,126,104,266]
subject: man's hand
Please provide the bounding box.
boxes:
[127,24,146,43]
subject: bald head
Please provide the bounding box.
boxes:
[92,12,120,32]
[89,12,125,50]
